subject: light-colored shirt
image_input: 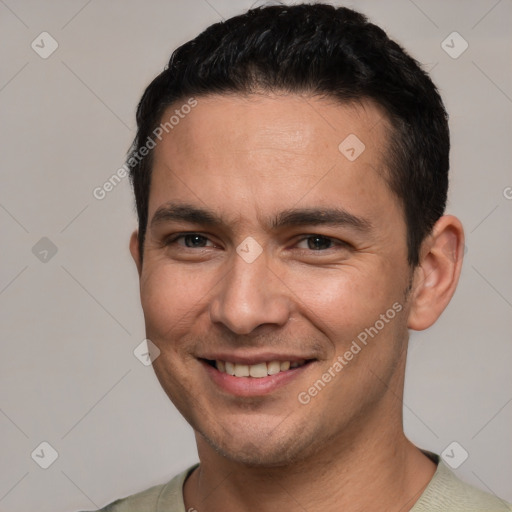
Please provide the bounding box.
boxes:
[82,453,511,511]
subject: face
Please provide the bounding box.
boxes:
[131,93,416,467]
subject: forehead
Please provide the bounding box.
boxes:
[148,93,397,226]
[155,93,391,162]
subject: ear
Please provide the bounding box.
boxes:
[129,230,142,277]
[407,215,465,331]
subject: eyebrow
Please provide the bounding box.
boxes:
[150,202,373,233]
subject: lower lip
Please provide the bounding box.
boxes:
[201,360,313,397]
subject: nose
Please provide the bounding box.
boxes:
[209,247,291,335]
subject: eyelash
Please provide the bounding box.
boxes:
[163,233,350,252]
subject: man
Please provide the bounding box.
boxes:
[87,3,511,511]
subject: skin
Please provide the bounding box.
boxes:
[129,93,464,511]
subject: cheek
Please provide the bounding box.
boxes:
[286,264,399,341]
[140,264,206,342]
[140,266,206,409]
[140,252,407,349]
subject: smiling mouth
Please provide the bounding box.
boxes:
[202,359,315,378]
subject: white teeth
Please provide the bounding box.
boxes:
[234,364,250,377]
[280,361,290,371]
[249,362,268,378]
[213,359,308,377]
[267,361,281,375]
[225,361,235,376]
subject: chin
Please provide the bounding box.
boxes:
[197,420,318,468]
[210,441,299,467]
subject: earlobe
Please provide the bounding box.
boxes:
[129,230,142,277]
[407,215,465,331]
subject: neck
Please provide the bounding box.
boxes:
[184,413,436,512]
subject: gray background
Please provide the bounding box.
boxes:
[0,0,511,510]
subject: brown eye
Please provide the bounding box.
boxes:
[296,235,337,251]
[181,234,209,248]
[306,235,333,250]
[164,233,214,248]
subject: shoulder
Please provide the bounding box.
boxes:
[413,456,512,512]
[94,482,168,512]
[76,464,198,512]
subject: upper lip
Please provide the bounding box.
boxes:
[198,352,316,365]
